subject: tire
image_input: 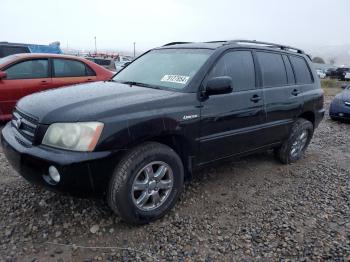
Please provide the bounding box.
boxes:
[107,142,184,224]
[275,118,314,164]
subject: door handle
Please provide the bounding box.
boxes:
[292,89,300,96]
[86,78,93,82]
[250,94,261,103]
[41,80,49,85]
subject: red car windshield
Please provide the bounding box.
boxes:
[0,55,17,67]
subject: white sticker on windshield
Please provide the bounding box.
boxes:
[161,75,190,84]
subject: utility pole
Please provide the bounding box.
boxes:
[133,42,136,58]
[94,36,97,55]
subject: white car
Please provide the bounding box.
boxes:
[345,72,350,81]
[316,69,326,79]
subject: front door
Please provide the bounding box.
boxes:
[199,50,266,164]
[0,58,51,118]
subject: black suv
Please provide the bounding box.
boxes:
[335,67,350,81]
[1,40,324,224]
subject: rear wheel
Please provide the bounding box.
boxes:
[107,142,184,224]
[275,118,314,164]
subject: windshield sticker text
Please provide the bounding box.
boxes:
[161,75,190,85]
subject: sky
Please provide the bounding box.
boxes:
[1,0,350,54]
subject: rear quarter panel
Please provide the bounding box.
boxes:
[301,61,324,123]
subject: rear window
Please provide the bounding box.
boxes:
[0,45,30,58]
[53,58,95,77]
[257,52,287,87]
[289,56,313,84]
[93,59,111,66]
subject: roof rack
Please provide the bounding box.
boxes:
[204,41,227,44]
[227,40,305,54]
[162,42,192,46]
[162,40,305,54]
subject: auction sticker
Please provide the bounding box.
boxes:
[161,75,190,84]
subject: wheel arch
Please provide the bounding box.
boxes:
[127,134,194,181]
[298,111,315,127]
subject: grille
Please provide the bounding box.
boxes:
[11,110,38,144]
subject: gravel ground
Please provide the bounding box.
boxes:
[0,94,349,261]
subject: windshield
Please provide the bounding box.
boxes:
[0,55,17,66]
[113,49,212,90]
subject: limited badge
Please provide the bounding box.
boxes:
[161,75,190,84]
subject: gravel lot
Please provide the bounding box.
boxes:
[0,94,349,261]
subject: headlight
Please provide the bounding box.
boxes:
[42,122,104,152]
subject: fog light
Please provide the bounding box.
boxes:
[49,166,60,183]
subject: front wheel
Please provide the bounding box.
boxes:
[275,118,314,164]
[107,142,184,224]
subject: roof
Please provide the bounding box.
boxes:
[8,53,83,59]
[159,40,306,55]
[159,42,224,50]
[0,53,92,68]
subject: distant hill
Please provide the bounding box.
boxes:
[307,44,350,67]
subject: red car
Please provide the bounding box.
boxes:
[0,53,114,121]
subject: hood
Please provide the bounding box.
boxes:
[336,89,350,102]
[17,81,176,124]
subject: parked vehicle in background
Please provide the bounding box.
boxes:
[330,84,350,121]
[1,40,324,224]
[85,57,116,71]
[115,56,133,72]
[316,69,326,79]
[0,41,62,58]
[0,53,113,121]
[344,72,350,81]
[86,55,133,72]
[326,68,337,78]
[335,67,350,81]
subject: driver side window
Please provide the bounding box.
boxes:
[208,51,256,92]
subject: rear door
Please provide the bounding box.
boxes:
[0,58,51,116]
[289,55,317,118]
[51,58,97,88]
[256,51,302,144]
[199,50,266,164]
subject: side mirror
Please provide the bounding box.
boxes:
[0,71,7,80]
[205,76,233,96]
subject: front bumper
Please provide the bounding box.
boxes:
[1,123,123,197]
[329,102,350,120]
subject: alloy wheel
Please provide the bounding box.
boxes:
[131,161,174,211]
[290,130,309,158]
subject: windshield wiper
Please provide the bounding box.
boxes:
[120,81,160,89]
